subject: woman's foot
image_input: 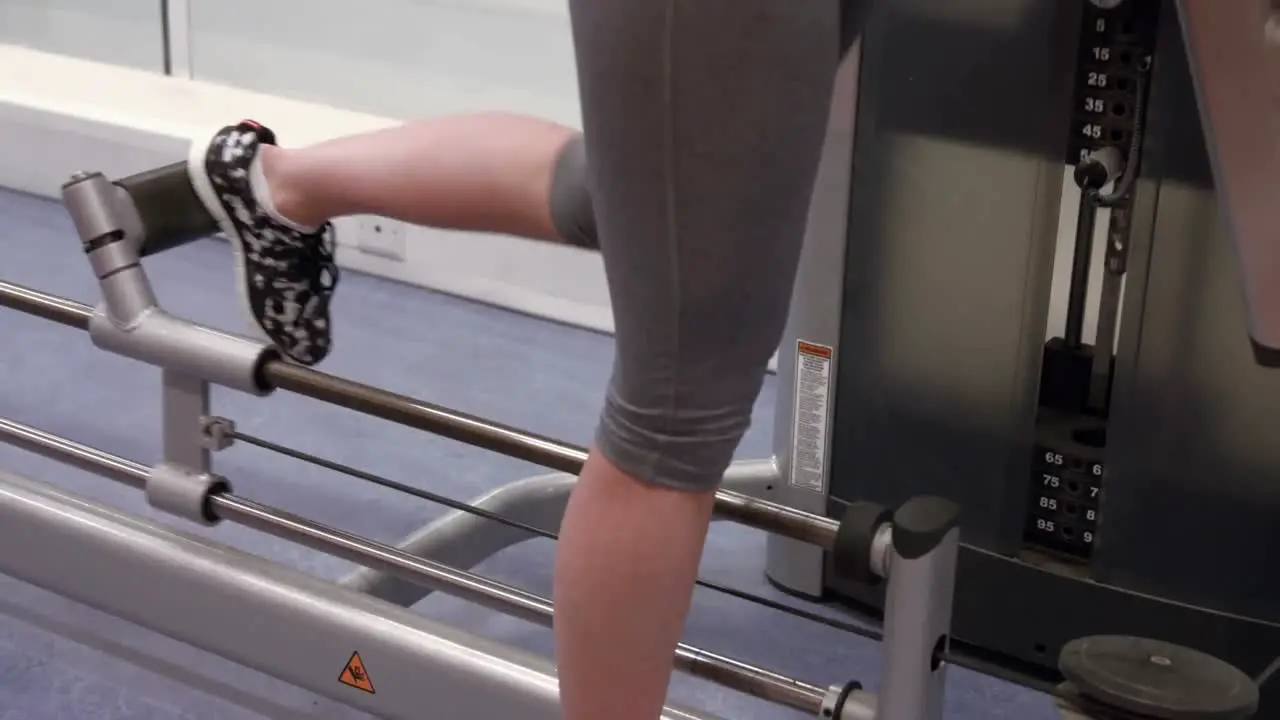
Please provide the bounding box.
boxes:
[186,120,339,366]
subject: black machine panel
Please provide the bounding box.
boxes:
[823,0,1280,712]
[1065,2,1159,168]
[1023,0,1161,564]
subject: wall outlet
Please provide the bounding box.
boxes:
[355,216,408,261]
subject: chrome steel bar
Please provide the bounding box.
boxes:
[0,281,93,330]
[0,281,842,550]
[263,360,840,548]
[714,489,841,549]
[0,415,828,715]
[0,417,147,489]
[262,359,589,473]
[215,492,553,625]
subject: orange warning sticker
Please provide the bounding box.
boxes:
[790,340,834,493]
[338,651,376,694]
[797,341,833,360]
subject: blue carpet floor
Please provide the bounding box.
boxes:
[0,188,1056,719]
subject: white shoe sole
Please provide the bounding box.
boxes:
[185,125,272,345]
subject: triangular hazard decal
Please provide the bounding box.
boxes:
[338,651,375,694]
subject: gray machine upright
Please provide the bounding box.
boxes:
[767,0,1280,713]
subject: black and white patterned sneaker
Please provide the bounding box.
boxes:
[186,120,339,366]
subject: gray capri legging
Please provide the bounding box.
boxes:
[548,0,841,493]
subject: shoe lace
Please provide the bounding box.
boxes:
[283,223,340,295]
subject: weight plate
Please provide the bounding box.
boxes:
[1059,636,1259,719]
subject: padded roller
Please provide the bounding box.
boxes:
[116,162,220,257]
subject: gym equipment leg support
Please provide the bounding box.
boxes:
[0,157,976,719]
[0,468,717,720]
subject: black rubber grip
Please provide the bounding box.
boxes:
[831,501,892,585]
[892,495,962,561]
[116,162,220,257]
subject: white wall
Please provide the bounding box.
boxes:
[0,0,616,334]
[0,43,615,335]
[187,0,580,125]
[0,0,164,72]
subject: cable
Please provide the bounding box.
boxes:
[1095,63,1149,208]
[223,430,1091,701]
[226,430,884,642]
[1254,654,1280,689]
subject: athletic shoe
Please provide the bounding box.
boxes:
[186,120,338,366]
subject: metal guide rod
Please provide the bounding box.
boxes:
[0,416,830,716]
[265,361,840,546]
[263,361,842,546]
[0,280,842,551]
[262,359,590,473]
[0,280,93,330]
[0,417,147,489]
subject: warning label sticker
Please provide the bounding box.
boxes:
[339,651,376,694]
[790,341,834,493]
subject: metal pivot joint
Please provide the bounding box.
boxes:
[146,462,230,525]
[61,169,277,396]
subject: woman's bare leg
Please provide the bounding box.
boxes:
[185,113,584,364]
[553,0,839,718]
[186,6,839,711]
[262,112,577,240]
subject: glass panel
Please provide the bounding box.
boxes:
[188,0,580,124]
[0,0,167,73]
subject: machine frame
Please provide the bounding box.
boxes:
[0,464,585,720]
[764,0,1280,712]
[1,2,1269,714]
[0,104,961,717]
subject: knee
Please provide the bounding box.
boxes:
[593,365,768,494]
[547,134,598,250]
